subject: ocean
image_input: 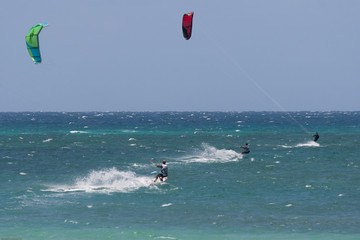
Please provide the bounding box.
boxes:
[0,112,359,240]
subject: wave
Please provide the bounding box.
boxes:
[43,168,157,194]
[181,143,242,164]
[280,141,320,149]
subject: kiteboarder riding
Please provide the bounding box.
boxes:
[152,160,168,182]
[313,132,319,142]
[240,143,250,154]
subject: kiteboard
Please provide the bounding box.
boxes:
[153,177,167,183]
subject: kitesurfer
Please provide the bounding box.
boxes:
[152,160,168,182]
[240,143,250,154]
[313,132,319,142]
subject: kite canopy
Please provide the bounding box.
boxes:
[25,23,48,64]
[182,12,194,40]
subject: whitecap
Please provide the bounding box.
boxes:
[132,163,147,168]
[161,203,172,207]
[42,138,53,143]
[70,131,88,134]
[280,141,320,148]
[64,219,79,224]
[279,145,293,149]
[295,141,320,147]
[122,130,137,133]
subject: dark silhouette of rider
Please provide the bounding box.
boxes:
[313,132,319,142]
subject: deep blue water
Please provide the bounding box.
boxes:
[0,112,359,239]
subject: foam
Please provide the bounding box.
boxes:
[132,163,148,168]
[295,141,320,147]
[122,130,137,133]
[181,143,242,164]
[44,168,157,194]
[70,131,88,134]
[279,145,293,149]
[280,141,320,148]
[155,237,176,239]
[161,203,172,207]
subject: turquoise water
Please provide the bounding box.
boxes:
[0,112,359,239]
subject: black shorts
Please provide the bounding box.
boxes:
[158,173,167,178]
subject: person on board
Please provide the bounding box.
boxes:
[152,160,168,182]
[240,143,250,154]
[313,132,320,142]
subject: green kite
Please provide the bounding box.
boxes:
[25,23,48,64]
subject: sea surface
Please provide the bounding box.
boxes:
[0,112,359,240]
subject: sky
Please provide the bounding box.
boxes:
[1,0,360,112]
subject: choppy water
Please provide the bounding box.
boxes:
[0,112,359,239]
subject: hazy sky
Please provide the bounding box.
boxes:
[1,0,360,112]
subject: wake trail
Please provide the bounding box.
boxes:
[180,143,243,164]
[42,167,158,194]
